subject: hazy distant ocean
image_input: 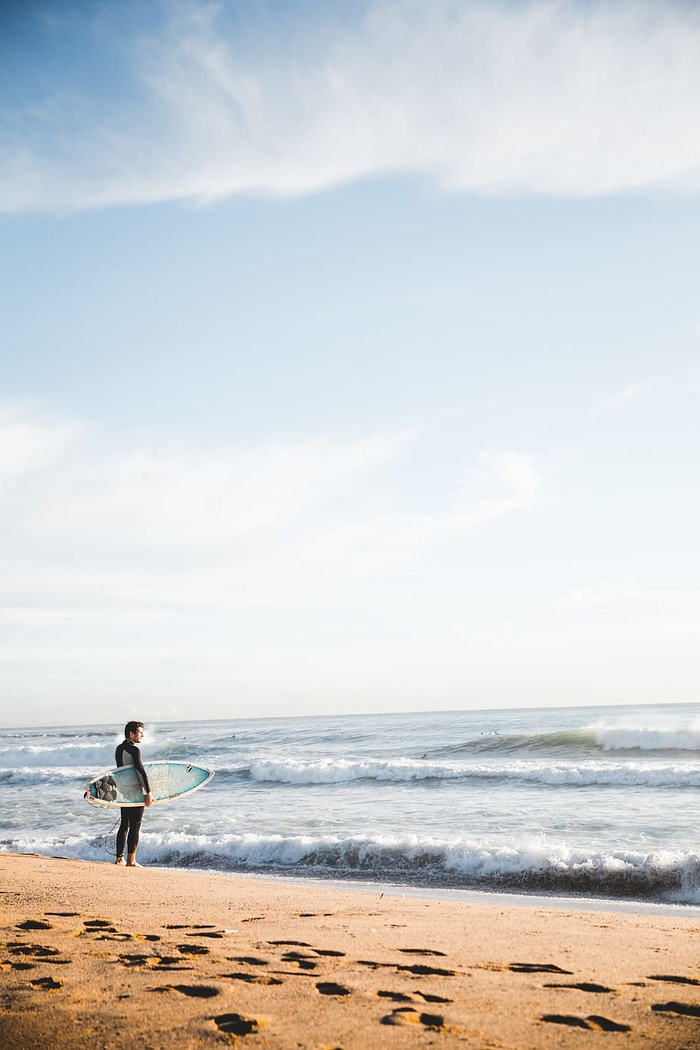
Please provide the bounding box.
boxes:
[2,703,700,906]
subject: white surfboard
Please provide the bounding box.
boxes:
[85,760,214,808]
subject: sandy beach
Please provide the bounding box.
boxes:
[1,852,699,1049]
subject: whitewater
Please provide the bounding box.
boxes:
[2,703,700,905]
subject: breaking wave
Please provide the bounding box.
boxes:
[428,724,700,756]
[6,755,699,791]
[0,743,116,769]
[4,831,699,904]
[243,757,700,789]
[594,726,700,751]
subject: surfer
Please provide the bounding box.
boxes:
[115,721,154,867]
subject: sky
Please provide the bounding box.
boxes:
[1,0,699,727]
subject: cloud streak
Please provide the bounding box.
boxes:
[591,382,650,414]
[554,579,700,614]
[3,0,700,212]
[0,404,538,619]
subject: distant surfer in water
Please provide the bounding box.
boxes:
[115,721,154,867]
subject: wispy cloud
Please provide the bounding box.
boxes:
[591,382,649,415]
[3,0,700,212]
[0,402,83,475]
[554,579,700,614]
[293,452,540,584]
[0,404,538,619]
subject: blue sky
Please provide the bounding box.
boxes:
[1,0,700,726]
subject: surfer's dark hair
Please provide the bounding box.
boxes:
[124,721,144,738]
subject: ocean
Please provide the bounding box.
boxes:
[2,702,700,906]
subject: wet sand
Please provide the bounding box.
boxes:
[1,852,699,1048]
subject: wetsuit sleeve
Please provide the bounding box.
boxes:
[123,740,152,794]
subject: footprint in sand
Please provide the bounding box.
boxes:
[507,962,574,974]
[17,920,52,931]
[163,923,216,930]
[397,948,447,957]
[83,920,115,929]
[3,951,68,969]
[648,974,700,987]
[150,984,220,998]
[380,1007,446,1030]
[378,991,415,1002]
[377,989,453,1004]
[30,976,63,990]
[213,1012,260,1036]
[176,944,210,956]
[116,953,159,968]
[229,956,270,967]
[117,953,190,970]
[281,951,318,970]
[544,982,615,994]
[541,1015,590,1030]
[651,1001,700,1018]
[265,944,345,960]
[396,963,459,977]
[98,933,160,946]
[541,1014,631,1032]
[221,972,283,986]
[586,1016,632,1031]
[8,943,60,958]
[268,939,312,947]
[316,982,351,997]
[414,990,453,1004]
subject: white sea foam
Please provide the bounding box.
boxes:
[246,756,700,789]
[0,743,115,768]
[248,757,459,784]
[594,725,700,751]
[0,766,96,785]
[5,831,699,903]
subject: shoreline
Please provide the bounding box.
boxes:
[2,851,700,1048]
[8,845,700,917]
[181,866,700,918]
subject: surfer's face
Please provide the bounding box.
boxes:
[129,727,145,743]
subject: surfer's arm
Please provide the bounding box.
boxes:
[124,741,152,797]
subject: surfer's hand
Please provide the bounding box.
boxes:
[145,792,154,807]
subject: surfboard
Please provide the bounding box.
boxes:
[85,760,214,808]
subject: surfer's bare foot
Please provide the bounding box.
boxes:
[126,853,139,867]
[115,855,125,866]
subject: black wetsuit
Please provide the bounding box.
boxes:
[115,740,151,857]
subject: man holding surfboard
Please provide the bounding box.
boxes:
[115,721,154,867]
